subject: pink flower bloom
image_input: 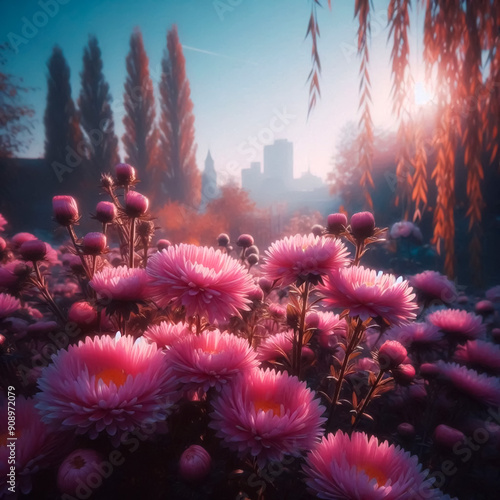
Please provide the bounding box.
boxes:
[390,221,415,239]
[409,271,457,304]
[57,449,103,495]
[209,368,326,466]
[52,195,79,226]
[11,232,37,250]
[90,265,149,302]
[146,244,254,323]
[164,329,258,392]
[35,334,179,439]
[486,285,500,303]
[436,361,500,407]
[454,340,500,374]
[307,311,347,348]
[320,266,418,326]
[262,233,349,287]
[143,321,191,349]
[427,309,485,340]
[257,331,293,362]
[0,292,20,318]
[391,322,444,347]
[378,340,407,370]
[303,431,439,500]
[0,396,68,496]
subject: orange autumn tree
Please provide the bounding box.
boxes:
[308,0,500,279]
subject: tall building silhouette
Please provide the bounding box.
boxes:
[263,139,293,189]
[200,150,219,211]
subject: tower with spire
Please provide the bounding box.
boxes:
[200,150,219,211]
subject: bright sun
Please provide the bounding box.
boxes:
[414,80,434,107]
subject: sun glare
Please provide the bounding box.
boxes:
[414,80,434,107]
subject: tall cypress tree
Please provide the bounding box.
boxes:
[123,28,158,199]
[44,46,82,182]
[78,35,119,179]
[158,25,200,207]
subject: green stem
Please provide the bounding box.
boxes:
[352,370,384,429]
[129,218,136,268]
[32,262,66,324]
[327,317,364,430]
[67,225,92,281]
[294,279,310,379]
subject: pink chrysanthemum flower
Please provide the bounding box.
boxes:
[303,431,439,500]
[146,244,254,323]
[90,265,149,302]
[143,321,192,349]
[164,329,258,392]
[454,340,500,374]
[307,311,347,348]
[257,331,293,362]
[436,361,500,407]
[35,334,179,439]
[409,271,457,304]
[0,292,21,318]
[319,266,418,326]
[262,233,349,287]
[427,309,485,340]
[209,368,326,466]
[0,396,68,496]
[390,322,444,347]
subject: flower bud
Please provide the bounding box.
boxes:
[247,253,259,266]
[19,239,47,262]
[157,239,171,251]
[311,224,324,237]
[392,363,415,385]
[82,232,107,255]
[125,191,149,218]
[11,232,36,250]
[217,233,230,247]
[115,163,136,185]
[236,234,254,248]
[397,423,415,438]
[350,211,375,241]
[57,449,103,495]
[179,445,211,482]
[68,301,99,328]
[95,201,116,224]
[52,196,79,226]
[420,362,440,379]
[100,173,115,190]
[475,300,495,315]
[248,285,264,302]
[0,237,6,253]
[258,277,273,294]
[327,213,348,235]
[378,340,407,370]
[433,424,465,450]
[245,245,259,257]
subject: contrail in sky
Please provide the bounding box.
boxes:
[182,45,257,65]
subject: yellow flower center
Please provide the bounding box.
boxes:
[357,463,388,486]
[95,368,127,387]
[253,399,282,416]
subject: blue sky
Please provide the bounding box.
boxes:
[0,0,426,183]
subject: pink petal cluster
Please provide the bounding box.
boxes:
[307,311,347,348]
[0,396,67,496]
[320,266,418,326]
[209,368,326,467]
[57,449,103,495]
[164,329,258,392]
[427,309,485,340]
[409,271,457,304]
[90,266,149,302]
[262,233,349,287]
[257,331,293,362]
[0,213,6,232]
[390,322,444,347]
[436,361,500,407]
[303,431,439,499]
[146,244,254,323]
[35,334,179,439]
[0,292,21,318]
[143,321,192,349]
[454,340,500,374]
[389,221,421,240]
